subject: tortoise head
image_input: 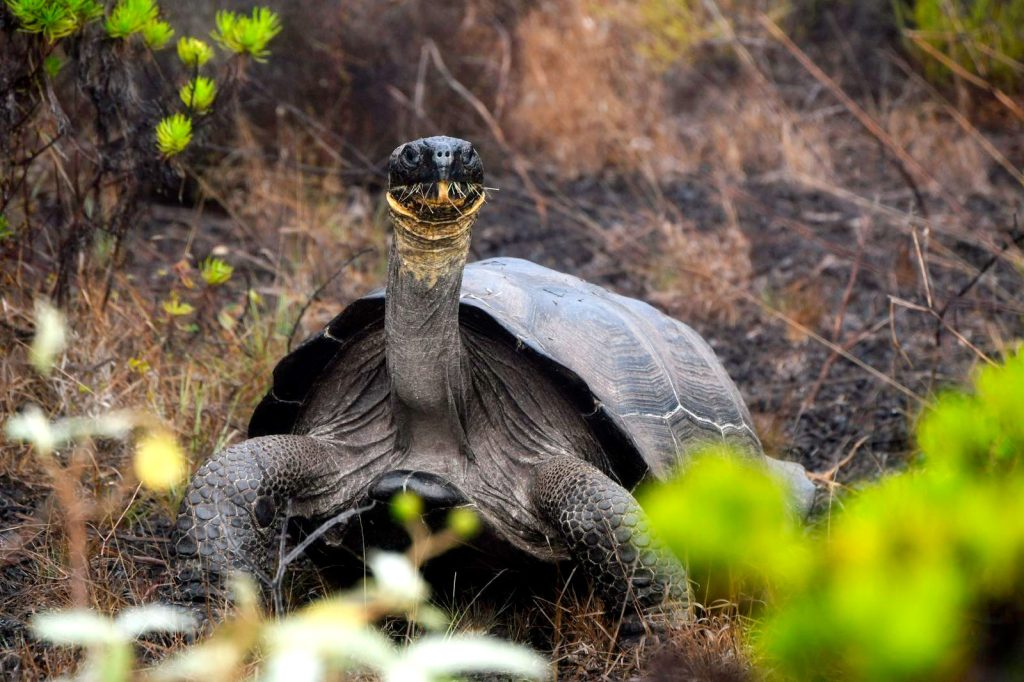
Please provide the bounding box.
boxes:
[386,136,486,234]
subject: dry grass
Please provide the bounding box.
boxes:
[505,0,682,177]
[643,216,754,325]
[885,103,996,197]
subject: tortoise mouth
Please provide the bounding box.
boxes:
[387,181,486,224]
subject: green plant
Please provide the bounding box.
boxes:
[5,0,102,41]
[104,0,157,39]
[177,35,214,67]
[154,550,545,682]
[200,256,234,285]
[155,113,193,157]
[896,0,1024,91]
[211,7,282,61]
[6,302,544,682]
[644,349,1024,680]
[2,2,281,302]
[31,506,547,682]
[141,17,173,48]
[42,52,63,76]
[161,291,195,316]
[180,76,218,114]
[643,448,809,599]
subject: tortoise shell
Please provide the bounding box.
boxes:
[250,257,763,487]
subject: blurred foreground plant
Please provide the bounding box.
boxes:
[5,300,191,606]
[154,547,545,681]
[33,509,546,682]
[32,606,196,681]
[643,349,1024,680]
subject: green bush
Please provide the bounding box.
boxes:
[644,349,1024,680]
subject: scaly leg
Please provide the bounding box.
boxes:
[173,435,345,612]
[531,455,690,632]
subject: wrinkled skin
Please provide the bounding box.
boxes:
[173,136,744,630]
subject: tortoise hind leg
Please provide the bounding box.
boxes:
[173,435,345,615]
[530,455,690,634]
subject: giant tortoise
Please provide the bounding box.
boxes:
[173,135,814,625]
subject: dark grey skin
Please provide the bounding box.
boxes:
[174,136,813,628]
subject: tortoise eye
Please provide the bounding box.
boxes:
[462,147,477,165]
[401,145,420,165]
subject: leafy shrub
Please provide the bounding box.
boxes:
[644,349,1024,680]
[0,1,280,301]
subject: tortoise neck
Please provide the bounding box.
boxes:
[385,215,474,456]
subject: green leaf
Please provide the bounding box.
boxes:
[105,0,157,39]
[67,0,103,22]
[199,255,232,285]
[447,507,480,539]
[210,7,282,62]
[390,490,423,523]
[141,18,173,49]
[155,113,192,157]
[642,447,809,591]
[8,0,80,41]
[180,76,217,114]
[43,54,63,78]
[161,291,194,316]
[177,36,214,67]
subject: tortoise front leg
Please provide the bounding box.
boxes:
[531,456,690,632]
[173,435,344,613]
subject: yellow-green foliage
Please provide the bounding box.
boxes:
[177,36,214,67]
[199,256,233,285]
[643,448,809,594]
[5,0,103,41]
[633,0,708,69]
[629,0,783,71]
[104,0,157,39]
[180,76,218,114]
[155,113,193,157]
[211,7,282,62]
[140,17,173,49]
[7,1,278,162]
[898,0,1024,91]
[645,349,1024,680]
